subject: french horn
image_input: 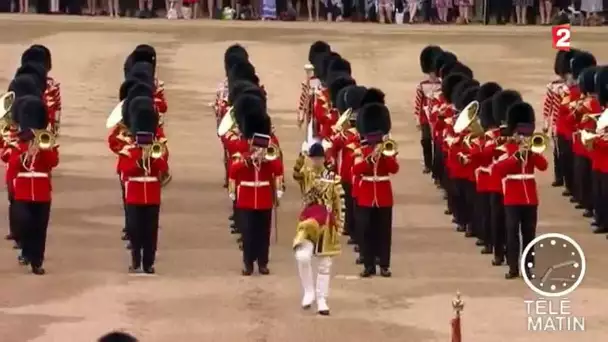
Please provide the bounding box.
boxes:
[453,101,482,135]
[217,107,235,136]
[106,101,124,129]
[0,91,16,135]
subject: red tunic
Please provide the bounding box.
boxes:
[312,87,336,140]
[352,146,399,207]
[591,135,608,173]
[414,78,441,126]
[469,129,500,192]
[229,154,283,210]
[118,146,168,205]
[555,85,581,140]
[45,77,61,134]
[572,97,601,158]
[492,142,548,206]
[542,80,563,133]
[327,128,359,184]
[7,142,59,202]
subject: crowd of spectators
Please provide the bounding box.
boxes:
[0,0,604,25]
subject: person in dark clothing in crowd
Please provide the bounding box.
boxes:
[98,331,138,342]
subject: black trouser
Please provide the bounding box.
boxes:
[557,136,574,194]
[445,177,456,214]
[491,193,506,260]
[7,191,19,244]
[237,208,272,267]
[126,204,160,268]
[595,173,608,231]
[420,123,433,172]
[573,155,592,210]
[453,179,475,227]
[432,139,444,182]
[230,199,237,231]
[357,206,392,269]
[14,201,51,268]
[505,205,538,273]
[474,191,492,244]
[120,177,127,233]
[552,136,564,184]
[342,181,354,238]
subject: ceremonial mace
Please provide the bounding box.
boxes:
[451,291,464,342]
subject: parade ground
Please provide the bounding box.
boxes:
[0,15,607,342]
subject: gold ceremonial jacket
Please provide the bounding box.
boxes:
[292,154,344,256]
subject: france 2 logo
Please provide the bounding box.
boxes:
[552,24,571,51]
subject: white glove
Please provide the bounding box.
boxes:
[229,193,236,201]
[276,190,284,199]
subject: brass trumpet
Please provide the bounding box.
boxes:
[373,139,398,157]
[519,132,548,154]
[143,141,166,159]
[33,129,56,150]
[265,143,281,161]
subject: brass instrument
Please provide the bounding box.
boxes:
[331,108,353,133]
[265,143,281,161]
[596,108,608,133]
[519,132,549,155]
[581,130,599,150]
[0,91,16,135]
[106,101,124,128]
[373,138,398,157]
[217,106,235,136]
[141,140,166,175]
[453,101,482,135]
[33,129,56,150]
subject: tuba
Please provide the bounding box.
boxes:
[0,91,16,135]
[106,101,124,129]
[453,101,482,136]
[33,129,56,150]
[217,107,235,136]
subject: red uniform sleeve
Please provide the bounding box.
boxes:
[118,148,143,178]
[492,154,519,177]
[271,159,284,176]
[1,147,12,163]
[382,155,399,174]
[154,94,168,114]
[352,154,373,175]
[39,147,59,169]
[531,152,548,171]
[414,83,423,124]
[107,127,124,154]
[542,86,555,124]
[151,156,169,177]
[228,152,252,179]
[298,80,310,113]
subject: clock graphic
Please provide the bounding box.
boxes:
[521,233,586,298]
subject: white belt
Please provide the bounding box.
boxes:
[240,181,270,187]
[361,176,390,182]
[476,166,491,173]
[505,174,535,180]
[17,172,48,178]
[129,176,158,182]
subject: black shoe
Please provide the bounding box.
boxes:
[551,181,564,187]
[230,227,238,234]
[353,245,359,253]
[258,266,270,275]
[574,203,584,209]
[504,270,519,279]
[475,239,485,246]
[464,228,474,238]
[128,265,140,273]
[242,264,253,276]
[342,231,350,237]
[380,268,392,277]
[480,246,493,254]
[456,225,466,232]
[121,233,129,241]
[125,242,132,250]
[360,267,376,277]
[444,209,452,215]
[451,218,457,224]
[562,190,571,196]
[583,210,594,218]
[143,266,155,274]
[591,221,599,227]
[347,238,356,245]
[31,266,45,275]
[229,214,234,221]
[18,255,29,265]
[12,242,20,249]
[5,233,14,240]
[592,227,607,234]
[491,258,504,266]
[422,168,431,174]
[570,197,578,204]
[318,309,330,316]
[355,257,363,264]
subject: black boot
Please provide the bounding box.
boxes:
[504,270,519,279]
[359,267,376,277]
[143,266,155,274]
[551,181,564,187]
[379,267,392,277]
[31,266,45,275]
[480,245,493,254]
[582,210,594,218]
[242,263,254,276]
[491,257,504,266]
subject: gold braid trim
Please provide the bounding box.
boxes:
[333,175,345,237]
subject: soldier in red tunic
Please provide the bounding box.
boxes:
[416,45,444,175]
[118,96,169,274]
[216,44,249,121]
[5,95,59,275]
[590,68,608,237]
[353,102,399,277]
[543,51,568,187]
[493,102,548,279]
[488,89,522,266]
[298,41,331,129]
[228,96,284,276]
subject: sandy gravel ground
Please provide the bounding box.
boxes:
[0,14,606,342]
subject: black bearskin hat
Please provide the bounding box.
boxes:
[8,75,43,99]
[595,67,608,105]
[132,44,157,69]
[455,86,479,112]
[345,85,369,111]
[433,51,458,75]
[228,80,264,105]
[224,53,248,77]
[21,47,48,71]
[127,61,155,85]
[319,52,341,83]
[9,96,27,125]
[122,83,154,129]
[119,79,141,101]
[357,103,391,136]
[98,331,138,342]
[328,58,352,77]
[15,63,47,92]
[328,76,356,107]
[308,143,325,157]
[224,44,249,61]
[491,90,522,127]
[578,67,598,95]
[228,60,258,85]
[554,51,567,76]
[557,49,579,75]
[506,102,535,134]
[308,41,331,64]
[242,112,271,139]
[442,62,473,79]
[476,82,502,103]
[335,86,353,113]
[30,44,52,71]
[234,94,266,133]
[451,79,479,106]
[128,96,158,134]
[478,99,496,130]
[359,88,385,107]
[571,51,597,80]
[420,45,443,74]
[17,95,48,131]
[441,73,469,104]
